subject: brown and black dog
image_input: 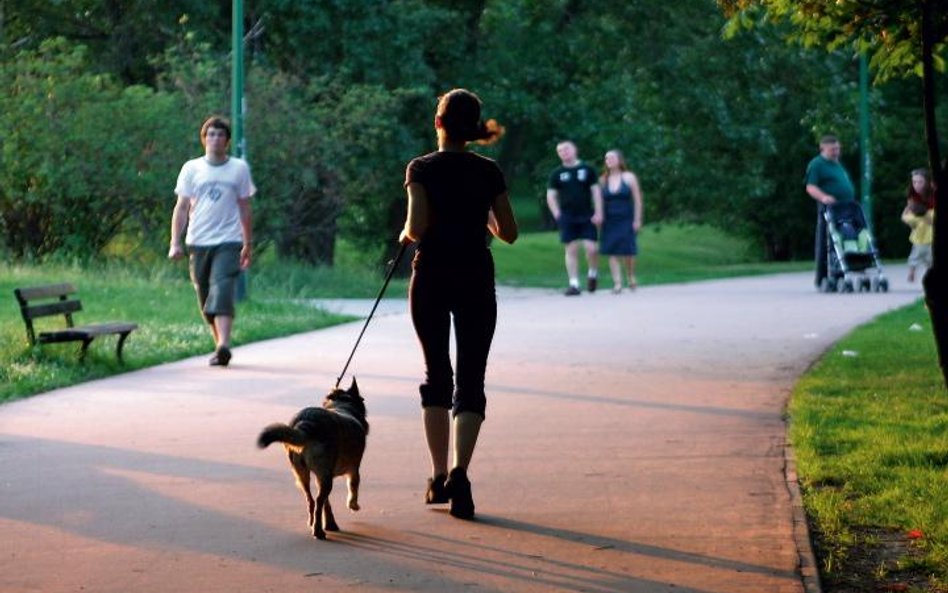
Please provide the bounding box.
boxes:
[257,378,368,540]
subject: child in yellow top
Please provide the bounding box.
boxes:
[901,168,935,283]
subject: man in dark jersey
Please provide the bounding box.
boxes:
[804,134,856,290]
[546,140,604,295]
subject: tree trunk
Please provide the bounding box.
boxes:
[275,187,339,266]
[919,0,948,389]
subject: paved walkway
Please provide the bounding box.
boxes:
[0,268,923,593]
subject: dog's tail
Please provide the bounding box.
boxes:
[257,423,307,449]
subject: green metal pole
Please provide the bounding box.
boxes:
[231,0,244,159]
[859,51,873,232]
[232,0,248,301]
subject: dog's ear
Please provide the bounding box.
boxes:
[348,377,361,398]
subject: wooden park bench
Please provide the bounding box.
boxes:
[14,283,138,363]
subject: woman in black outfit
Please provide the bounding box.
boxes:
[399,89,518,519]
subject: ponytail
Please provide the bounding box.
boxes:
[436,89,505,146]
[471,118,505,145]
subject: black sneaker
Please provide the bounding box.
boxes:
[564,285,581,296]
[425,474,449,504]
[446,467,475,519]
[587,276,598,293]
[209,345,232,367]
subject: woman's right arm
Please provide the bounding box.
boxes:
[488,191,519,244]
[400,182,429,244]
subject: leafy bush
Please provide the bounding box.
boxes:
[0,38,188,259]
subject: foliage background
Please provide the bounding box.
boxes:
[0,0,945,266]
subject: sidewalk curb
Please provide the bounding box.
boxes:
[784,427,823,593]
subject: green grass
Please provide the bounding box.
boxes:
[790,301,948,586]
[492,224,810,288]
[0,259,371,402]
[508,179,549,232]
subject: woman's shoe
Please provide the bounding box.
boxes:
[425,474,449,504]
[446,467,475,519]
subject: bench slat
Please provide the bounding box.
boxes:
[22,300,83,319]
[38,323,139,344]
[14,284,76,304]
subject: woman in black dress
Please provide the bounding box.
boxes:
[399,89,518,519]
[599,149,643,292]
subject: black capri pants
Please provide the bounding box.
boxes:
[409,252,497,419]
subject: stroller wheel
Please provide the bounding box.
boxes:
[860,278,871,292]
[841,280,855,293]
[878,278,889,293]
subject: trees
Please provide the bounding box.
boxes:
[0,0,225,84]
[717,0,948,380]
[0,1,940,275]
[0,38,186,259]
[214,0,463,264]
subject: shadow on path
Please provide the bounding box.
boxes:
[1,433,768,592]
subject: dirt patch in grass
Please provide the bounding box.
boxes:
[811,525,946,593]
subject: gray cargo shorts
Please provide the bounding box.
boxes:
[188,242,242,323]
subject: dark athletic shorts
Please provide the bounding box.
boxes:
[557,216,598,244]
[188,242,241,322]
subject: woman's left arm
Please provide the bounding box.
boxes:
[400,182,429,244]
[627,172,643,231]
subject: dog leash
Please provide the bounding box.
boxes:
[334,241,409,389]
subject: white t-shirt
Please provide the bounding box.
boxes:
[175,156,257,246]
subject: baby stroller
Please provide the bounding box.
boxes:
[821,201,888,293]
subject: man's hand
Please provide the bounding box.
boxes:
[806,184,836,206]
[240,244,252,269]
[591,212,603,226]
[168,244,185,260]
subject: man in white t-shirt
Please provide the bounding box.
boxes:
[169,116,256,367]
